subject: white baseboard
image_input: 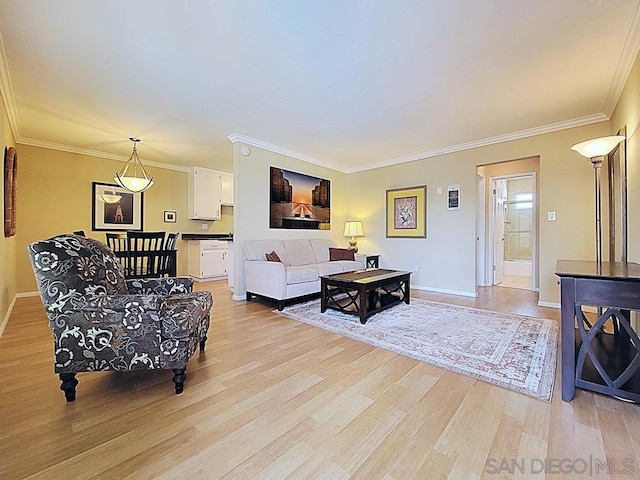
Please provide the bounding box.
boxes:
[0,295,17,338]
[16,291,39,298]
[412,284,477,298]
[538,300,560,309]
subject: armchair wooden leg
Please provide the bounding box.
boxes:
[199,335,208,352]
[59,373,78,402]
[172,368,187,394]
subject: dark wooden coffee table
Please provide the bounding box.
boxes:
[320,269,411,324]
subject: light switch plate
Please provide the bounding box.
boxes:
[547,211,556,221]
[436,186,443,195]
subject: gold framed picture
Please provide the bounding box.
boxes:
[386,185,427,238]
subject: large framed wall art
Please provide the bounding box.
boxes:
[270,166,331,230]
[92,182,144,231]
[386,185,427,238]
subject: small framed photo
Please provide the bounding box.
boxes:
[448,184,460,210]
[164,210,177,223]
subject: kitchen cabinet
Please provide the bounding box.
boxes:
[187,240,228,280]
[220,171,234,206]
[188,167,221,220]
[188,167,234,219]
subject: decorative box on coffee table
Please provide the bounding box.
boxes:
[320,268,411,324]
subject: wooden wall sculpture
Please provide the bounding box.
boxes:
[4,146,17,237]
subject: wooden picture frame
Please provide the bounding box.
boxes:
[4,146,17,237]
[92,182,143,231]
[386,185,427,238]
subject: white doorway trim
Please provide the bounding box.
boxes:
[476,173,486,288]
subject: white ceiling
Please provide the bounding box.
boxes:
[0,0,639,174]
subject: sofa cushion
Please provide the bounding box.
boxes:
[265,250,281,262]
[310,262,345,277]
[309,239,336,263]
[283,239,317,266]
[243,240,289,265]
[286,266,319,284]
[329,247,355,261]
[331,260,365,272]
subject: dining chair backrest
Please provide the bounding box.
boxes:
[124,231,168,279]
[165,232,179,250]
[105,232,128,252]
[126,231,166,252]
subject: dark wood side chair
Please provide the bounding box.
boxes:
[125,231,167,278]
[105,232,128,252]
[161,233,179,277]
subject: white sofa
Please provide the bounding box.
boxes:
[243,238,365,310]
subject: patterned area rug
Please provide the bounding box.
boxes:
[278,298,558,401]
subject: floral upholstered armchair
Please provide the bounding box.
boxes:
[27,234,213,401]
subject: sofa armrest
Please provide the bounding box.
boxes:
[243,260,288,300]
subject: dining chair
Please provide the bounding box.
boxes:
[125,231,167,278]
[105,232,128,252]
[161,233,179,277]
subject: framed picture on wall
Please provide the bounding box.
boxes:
[269,166,331,230]
[385,185,427,238]
[91,182,143,231]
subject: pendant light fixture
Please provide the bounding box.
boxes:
[115,137,154,193]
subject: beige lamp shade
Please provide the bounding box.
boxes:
[571,135,625,159]
[343,221,364,237]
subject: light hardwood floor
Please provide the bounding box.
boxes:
[1,281,639,479]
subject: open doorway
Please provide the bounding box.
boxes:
[494,175,535,289]
[477,157,539,292]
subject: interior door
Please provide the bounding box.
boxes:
[494,180,506,285]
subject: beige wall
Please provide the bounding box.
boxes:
[15,145,233,293]
[232,142,348,297]
[0,90,17,329]
[611,50,640,264]
[346,123,609,305]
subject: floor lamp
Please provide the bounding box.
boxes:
[571,135,625,266]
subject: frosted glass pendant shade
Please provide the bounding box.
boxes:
[115,137,154,193]
[571,136,625,159]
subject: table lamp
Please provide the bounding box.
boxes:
[344,220,364,252]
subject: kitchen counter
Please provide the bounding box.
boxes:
[181,233,233,241]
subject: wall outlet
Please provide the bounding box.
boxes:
[413,264,419,272]
[201,223,208,230]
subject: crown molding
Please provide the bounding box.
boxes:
[604,4,640,116]
[344,113,609,173]
[17,137,190,172]
[0,30,21,142]
[227,133,346,172]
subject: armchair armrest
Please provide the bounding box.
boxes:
[126,277,193,295]
[83,293,166,313]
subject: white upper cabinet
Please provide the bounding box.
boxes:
[188,167,234,219]
[189,167,221,220]
[220,171,234,206]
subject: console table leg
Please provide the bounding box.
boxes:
[560,278,576,401]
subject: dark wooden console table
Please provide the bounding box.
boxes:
[321,269,411,324]
[556,259,640,402]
